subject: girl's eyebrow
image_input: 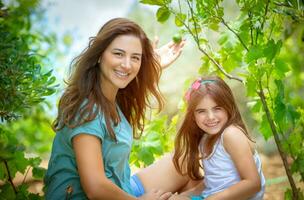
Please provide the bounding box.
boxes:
[112,48,142,56]
[195,105,220,111]
[195,108,206,112]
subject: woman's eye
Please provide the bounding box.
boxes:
[132,56,141,61]
[114,52,123,57]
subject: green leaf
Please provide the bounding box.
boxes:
[251,100,262,112]
[218,34,229,45]
[286,104,300,127]
[10,151,29,175]
[246,45,264,63]
[28,193,44,200]
[29,157,42,167]
[16,184,30,199]
[245,76,257,97]
[140,0,165,6]
[274,96,287,130]
[32,166,46,179]
[0,183,16,199]
[156,6,170,23]
[138,148,155,166]
[275,79,284,99]
[274,59,290,78]
[291,154,304,174]
[175,13,186,27]
[287,131,303,155]
[263,39,282,63]
[0,163,5,180]
[208,22,219,31]
[259,114,272,140]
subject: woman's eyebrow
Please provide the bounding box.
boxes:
[113,48,142,56]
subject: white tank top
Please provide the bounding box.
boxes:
[200,134,265,200]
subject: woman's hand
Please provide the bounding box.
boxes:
[168,193,190,200]
[154,37,186,69]
[139,189,172,200]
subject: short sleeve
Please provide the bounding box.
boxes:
[69,114,107,142]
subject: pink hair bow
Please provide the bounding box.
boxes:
[184,78,215,102]
[185,78,202,101]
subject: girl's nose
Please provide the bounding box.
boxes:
[207,111,215,119]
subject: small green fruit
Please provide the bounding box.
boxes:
[172,33,182,43]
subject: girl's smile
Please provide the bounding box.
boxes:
[194,94,228,135]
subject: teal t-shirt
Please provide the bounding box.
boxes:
[44,107,133,199]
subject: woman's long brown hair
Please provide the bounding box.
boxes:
[173,76,252,180]
[53,18,163,140]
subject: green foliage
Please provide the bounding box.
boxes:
[141,0,304,198]
[157,6,171,22]
[7,105,54,155]
[130,114,178,167]
[139,0,167,6]
[0,126,45,199]
[0,1,57,122]
[0,0,57,198]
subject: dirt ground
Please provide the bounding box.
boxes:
[20,154,303,199]
[261,154,291,200]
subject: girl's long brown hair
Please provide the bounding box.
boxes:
[53,18,163,140]
[173,76,252,180]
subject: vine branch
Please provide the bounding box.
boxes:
[170,1,244,83]
[22,166,31,185]
[4,160,17,194]
[256,0,270,43]
[257,82,299,199]
[220,18,249,51]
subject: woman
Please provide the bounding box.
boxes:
[44,18,187,200]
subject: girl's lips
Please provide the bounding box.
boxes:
[204,122,219,127]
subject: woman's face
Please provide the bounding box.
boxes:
[100,34,142,94]
[194,94,228,136]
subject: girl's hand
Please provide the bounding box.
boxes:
[154,37,186,69]
[139,189,172,200]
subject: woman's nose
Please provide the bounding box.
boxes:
[120,58,131,69]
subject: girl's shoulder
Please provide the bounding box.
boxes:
[222,125,245,137]
[222,125,250,149]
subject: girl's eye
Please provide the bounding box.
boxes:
[198,110,206,114]
[214,107,223,111]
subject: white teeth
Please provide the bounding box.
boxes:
[115,70,128,77]
[206,122,218,127]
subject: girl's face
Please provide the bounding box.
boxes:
[194,94,228,136]
[100,34,142,94]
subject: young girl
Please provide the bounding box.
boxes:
[171,76,265,200]
[44,18,186,200]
